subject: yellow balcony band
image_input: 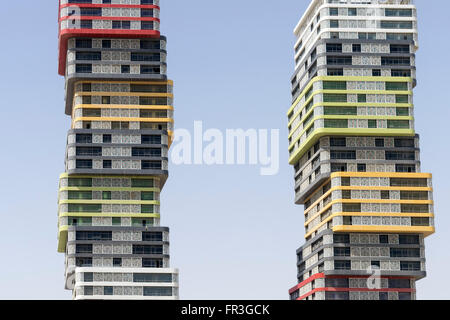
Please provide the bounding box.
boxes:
[332,225,435,237]
[304,199,433,227]
[305,212,434,239]
[330,172,432,179]
[73,104,174,111]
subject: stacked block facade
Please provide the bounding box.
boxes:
[57,0,179,300]
[288,0,435,301]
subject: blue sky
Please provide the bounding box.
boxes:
[0,0,448,299]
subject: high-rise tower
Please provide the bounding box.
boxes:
[287,0,435,300]
[57,0,179,300]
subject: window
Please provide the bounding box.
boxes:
[390,44,410,53]
[102,135,112,144]
[379,235,388,244]
[395,138,415,148]
[132,148,161,157]
[330,8,338,16]
[121,65,130,74]
[391,178,427,188]
[343,203,361,212]
[76,52,101,61]
[133,245,163,255]
[84,286,93,296]
[76,244,92,254]
[80,8,102,16]
[386,82,409,91]
[325,278,349,287]
[102,40,111,48]
[335,260,351,270]
[103,160,112,169]
[357,94,366,103]
[112,20,130,29]
[401,191,428,200]
[111,122,129,130]
[399,235,420,245]
[357,164,366,172]
[323,94,347,103]
[396,108,409,116]
[76,257,92,267]
[348,8,357,16]
[392,69,411,77]
[141,65,161,74]
[80,20,93,29]
[84,273,93,282]
[83,108,101,117]
[371,261,380,268]
[142,135,162,145]
[331,163,347,172]
[387,120,410,129]
[331,150,356,160]
[142,232,163,242]
[390,248,420,258]
[385,151,415,161]
[141,192,154,201]
[102,191,112,200]
[352,44,361,53]
[75,39,92,49]
[323,81,346,90]
[144,287,173,297]
[368,120,377,129]
[342,190,351,199]
[141,40,160,50]
[69,203,101,213]
[400,261,421,271]
[327,56,352,65]
[379,292,389,300]
[385,9,413,17]
[372,69,381,77]
[326,43,342,53]
[382,57,411,66]
[399,292,412,301]
[331,32,339,39]
[82,83,92,92]
[131,53,160,62]
[143,258,164,268]
[141,9,154,17]
[76,134,92,144]
[112,218,121,226]
[396,164,416,173]
[142,161,162,170]
[411,217,430,226]
[387,33,413,41]
[381,190,390,200]
[380,21,413,29]
[76,64,92,73]
[341,177,351,187]
[82,96,91,104]
[104,287,113,296]
[330,20,339,28]
[375,138,384,147]
[396,95,409,103]
[68,191,92,200]
[68,178,92,187]
[76,231,112,241]
[327,68,343,76]
[334,234,350,244]
[76,147,102,156]
[132,179,154,188]
[141,204,154,213]
[330,137,346,147]
[76,159,93,169]
[401,204,429,213]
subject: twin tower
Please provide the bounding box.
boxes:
[57,0,178,299]
[287,0,435,301]
[56,0,435,301]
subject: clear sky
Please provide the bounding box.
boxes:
[0,0,448,300]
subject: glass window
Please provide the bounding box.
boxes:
[325,119,348,128]
[352,44,361,52]
[368,120,377,129]
[357,94,366,103]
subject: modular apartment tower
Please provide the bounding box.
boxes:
[57,0,179,300]
[287,0,435,300]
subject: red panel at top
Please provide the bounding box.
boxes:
[57,1,162,75]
